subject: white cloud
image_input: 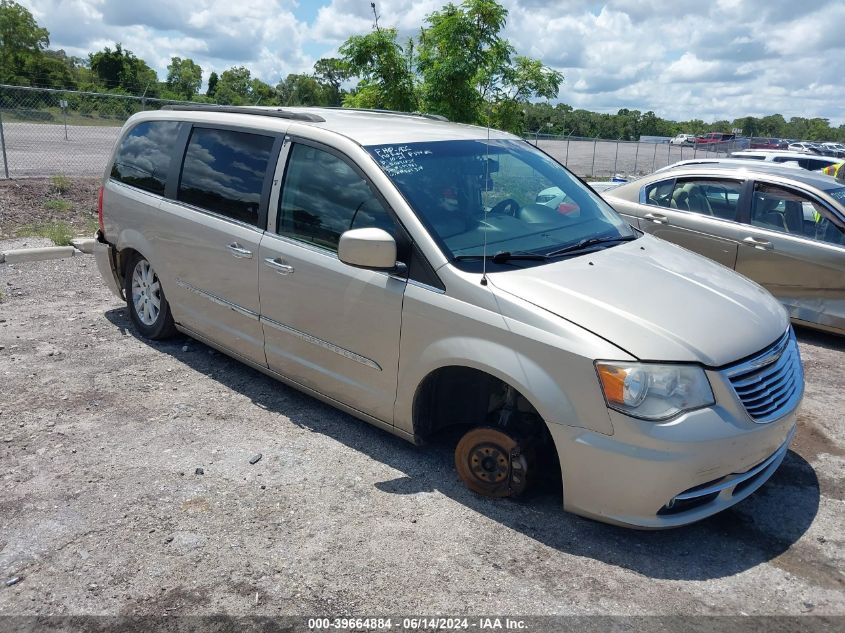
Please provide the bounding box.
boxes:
[16,0,845,124]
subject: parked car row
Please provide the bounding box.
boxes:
[749,137,788,150]
[671,135,845,158]
[787,141,845,158]
[729,150,842,172]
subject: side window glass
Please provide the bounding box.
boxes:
[278,144,395,251]
[670,178,742,219]
[111,121,180,195]
[178,127,275,226]
[643,180,674,207]
[750,182,843,244]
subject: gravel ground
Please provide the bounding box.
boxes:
[0,256,843,618]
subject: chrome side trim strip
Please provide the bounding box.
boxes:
[175,278,259,321]
[674,427,794,501]
[260,315,382,371]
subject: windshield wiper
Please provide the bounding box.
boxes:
[454,251,548,263]
[545,234,637,258]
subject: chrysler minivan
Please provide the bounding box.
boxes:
[94,105,804,528]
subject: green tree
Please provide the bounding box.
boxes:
[250,77,276,105]
[166,56,202,100]
[214,66,253,104]
[415,0,561,131]
[489,55,562,131]
[340,27,417,111]
[276,73,326,106]
[89,43,158,95]
[206,71,219,98]
[313,57,349,106]
[27,49,77,88]
[417,0,511,122]
[758,114,786,136]
[805,117,832,141]
[0,0,49,84]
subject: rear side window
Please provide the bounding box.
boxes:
[178,127,275,226]
[111,121,180,195]
[277,143,395,251]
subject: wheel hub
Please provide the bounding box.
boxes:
[470,443,509,483]
[455,427,531,498]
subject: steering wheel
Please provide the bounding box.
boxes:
[489,198,521,217]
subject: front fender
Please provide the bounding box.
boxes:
[394,284,626,438]
[405,336,579,431]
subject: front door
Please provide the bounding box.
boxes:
[736,181,845,332]
[258,140,406,423]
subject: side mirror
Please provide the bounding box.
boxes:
[338,228,400,271]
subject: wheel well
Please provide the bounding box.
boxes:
[413,366,541,441]
[115,247,141,286]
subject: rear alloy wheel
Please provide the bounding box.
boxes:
[454,427,531,498]
[125,253,176,340]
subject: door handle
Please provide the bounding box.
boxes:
[264,257,295,275]
[742,236,773,250]
[643,212,668,224]
[227,242,253,259]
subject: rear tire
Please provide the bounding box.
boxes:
[124,252,176,340]
[454,427,531,498]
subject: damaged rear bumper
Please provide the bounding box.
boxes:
[94,231,123,300]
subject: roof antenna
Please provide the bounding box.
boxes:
[480,103,491,286]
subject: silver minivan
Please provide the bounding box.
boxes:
[95,105,803,528]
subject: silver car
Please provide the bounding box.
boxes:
[95,106,803,528]
[604,162,845,335]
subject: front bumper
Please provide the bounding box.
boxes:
[548,402,799,529]
[94,232,123,301]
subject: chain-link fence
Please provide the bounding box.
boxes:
[0,85,199,179]
[0,85,738,180]
[530,134,739,180]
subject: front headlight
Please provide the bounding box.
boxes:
[595,362,714,421]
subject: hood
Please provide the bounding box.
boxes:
[489,235,788,366]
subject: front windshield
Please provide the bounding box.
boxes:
[365,139,635,267]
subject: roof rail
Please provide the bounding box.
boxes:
[320,106,449,122]
[161,104,325,123]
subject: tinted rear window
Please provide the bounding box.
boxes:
[111,121,180,195]
[178,127,275,226]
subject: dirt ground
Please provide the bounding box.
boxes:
[0,178,100,240]
[0,255,843,619]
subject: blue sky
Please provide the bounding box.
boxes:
[20,0,845,125]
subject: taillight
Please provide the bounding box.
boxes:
[97,185,104,234]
